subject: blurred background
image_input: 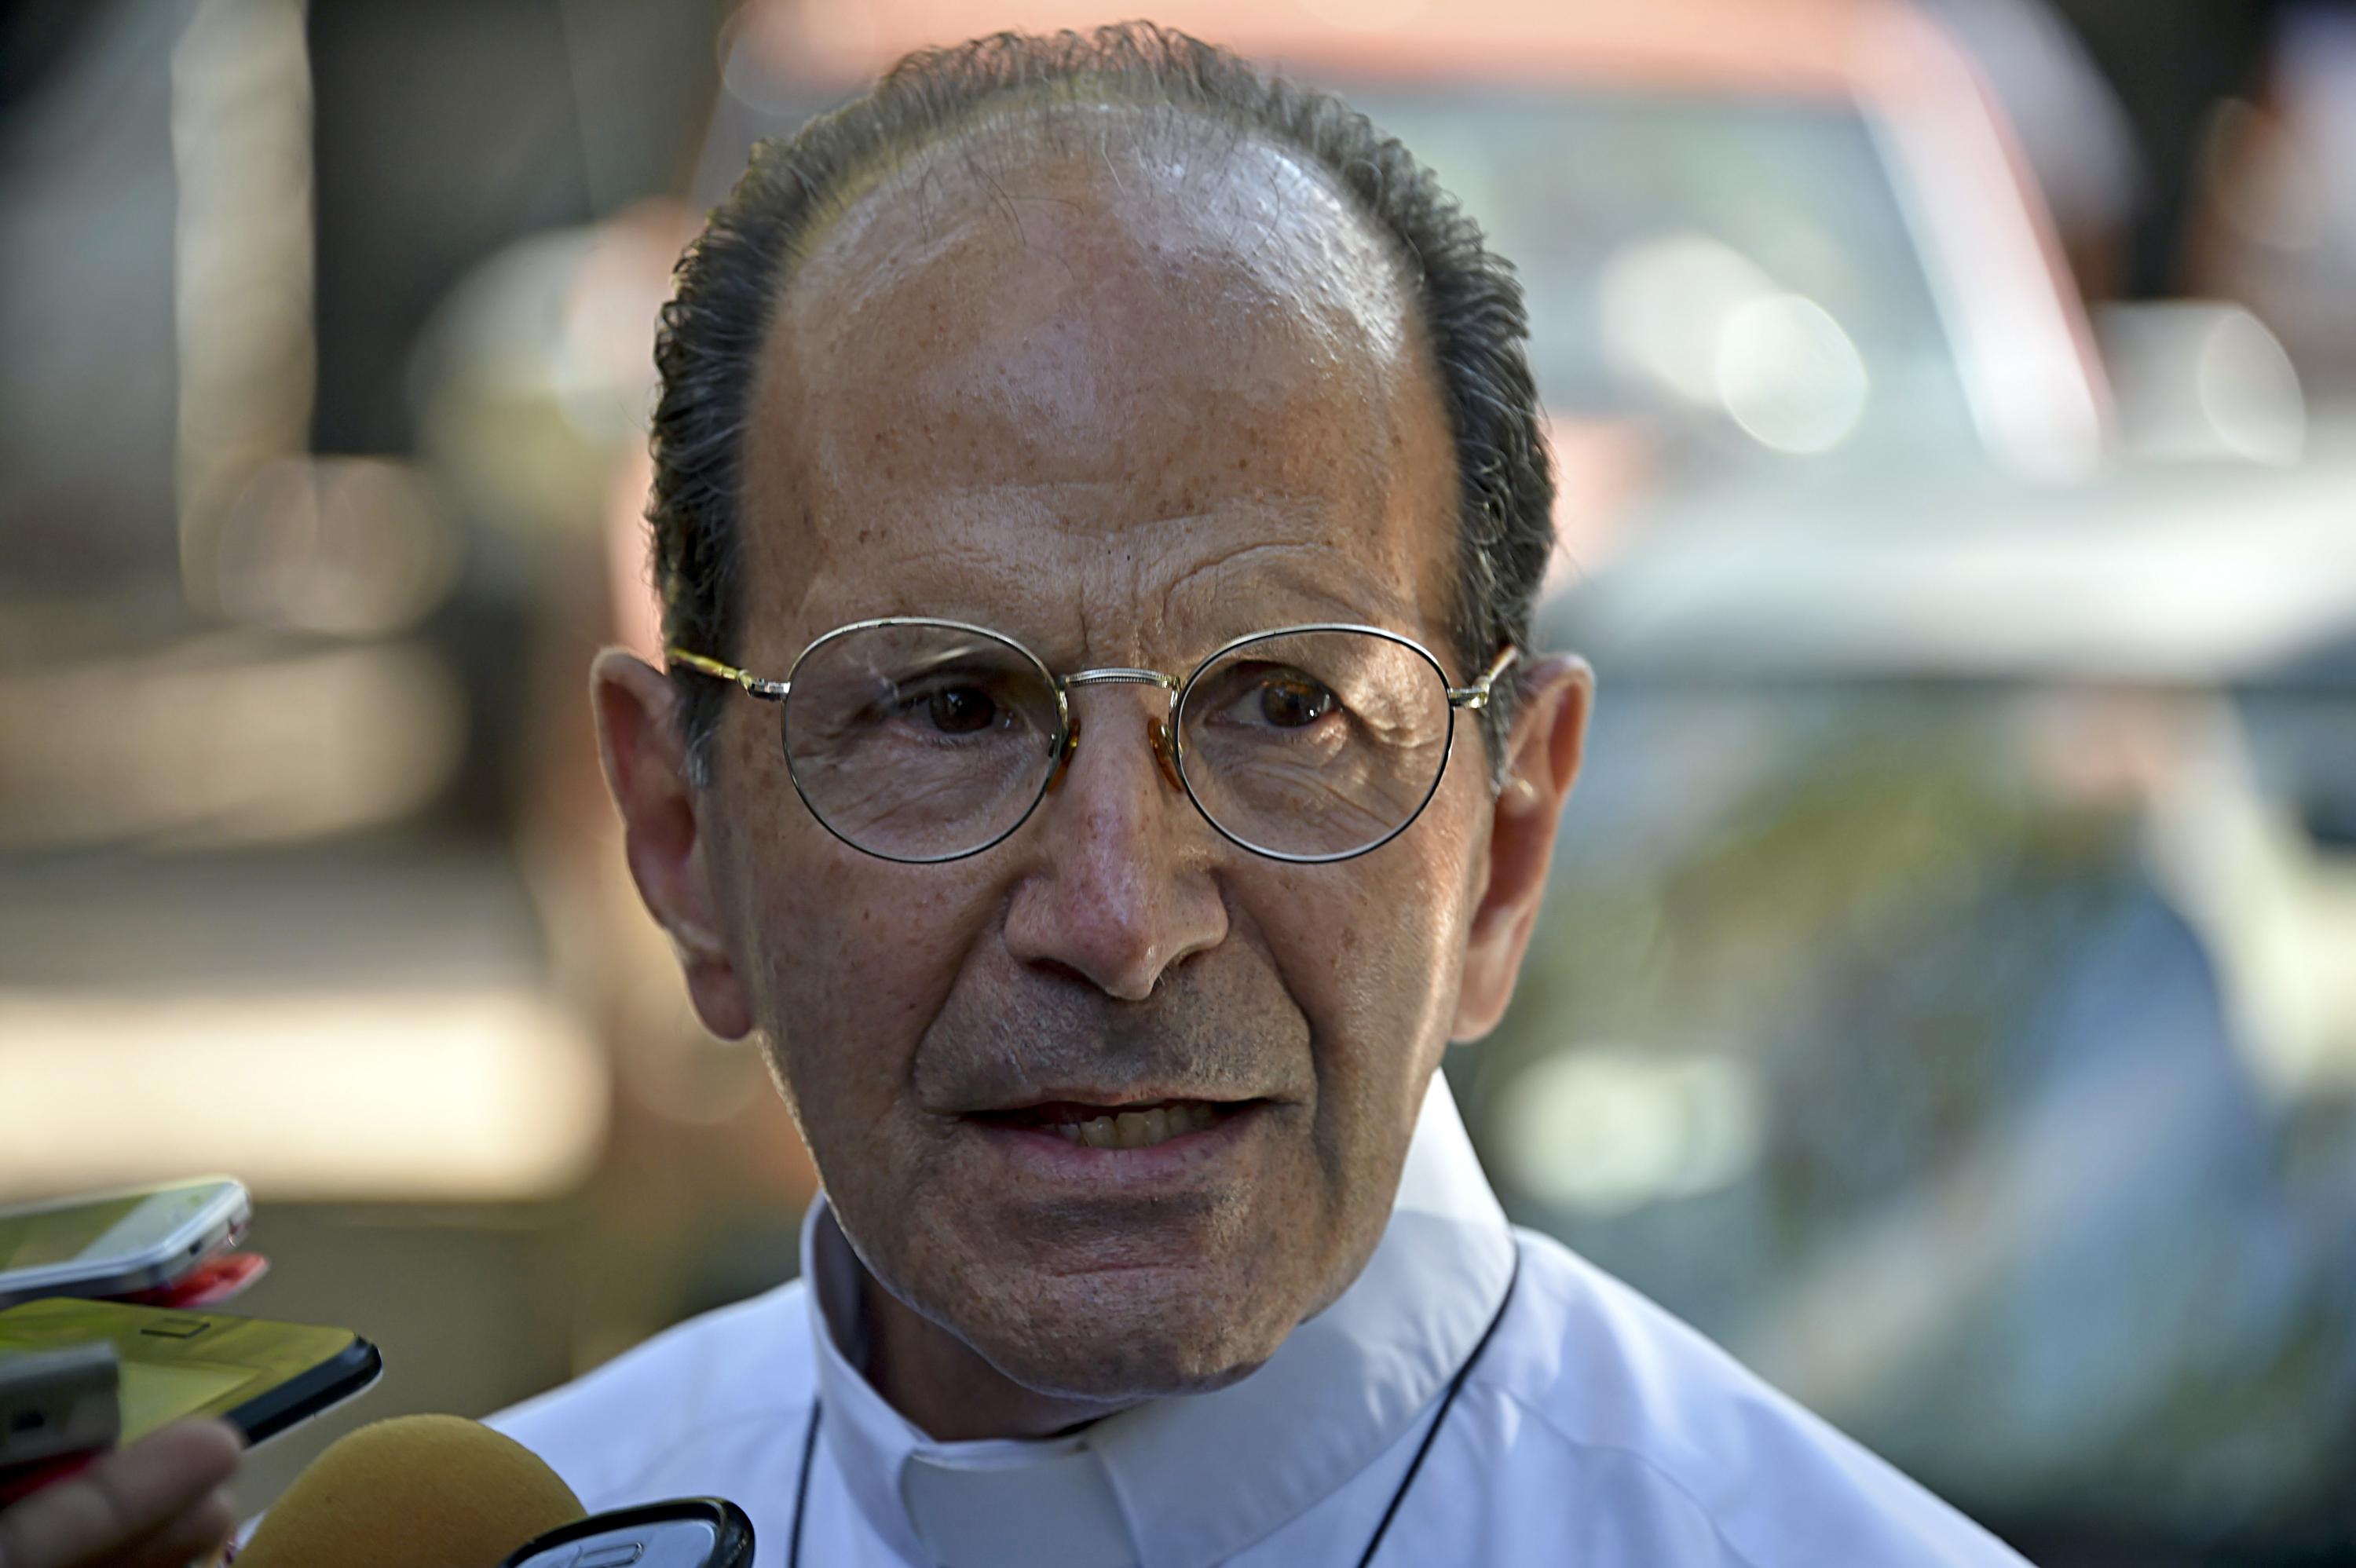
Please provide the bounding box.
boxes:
[2,0,2352,1559]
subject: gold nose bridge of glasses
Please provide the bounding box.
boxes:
[1052,667,1183,794]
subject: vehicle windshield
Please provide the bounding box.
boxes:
[1351,88,1981,461]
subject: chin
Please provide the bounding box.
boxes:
[983,1310,1280,1405]
[963,1264,1299,1405]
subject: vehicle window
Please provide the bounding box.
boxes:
[1355,90,1981,459]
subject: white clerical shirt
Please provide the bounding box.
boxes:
[491,1080,2030,1566]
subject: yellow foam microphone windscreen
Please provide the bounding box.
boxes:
[231,1413,585,1568]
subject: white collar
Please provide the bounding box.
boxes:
[802,1073,1515,1568]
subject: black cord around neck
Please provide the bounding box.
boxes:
[788,1397,821,1568]
[785,1247,1520,1568]
[1354,1246,1520,1568]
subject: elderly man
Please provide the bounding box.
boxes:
[504,24,2031,1568]
[0,23,2029,1568]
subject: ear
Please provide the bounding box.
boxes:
[1451,654,1593,1042]
[591,649,755,1040]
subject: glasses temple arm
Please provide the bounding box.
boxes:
[666,646,791,701]
[1446,645,1521,710]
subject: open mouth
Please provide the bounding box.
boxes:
[975,1098,1250,1151]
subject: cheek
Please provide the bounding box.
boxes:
[720,802,993,1131]
[1255,798,1480,1120]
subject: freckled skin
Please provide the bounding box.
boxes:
[594,109,1593,1442]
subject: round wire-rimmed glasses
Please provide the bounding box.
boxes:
[668,618,1518,865]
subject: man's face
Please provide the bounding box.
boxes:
[625,119,1575,1408]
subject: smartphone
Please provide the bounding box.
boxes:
[0,1179,252,1307]
[499,1500,755,1568]
[0,1298,379,1448]
[0,1342,119,1471]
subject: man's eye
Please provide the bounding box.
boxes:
[920,685,999,734]
[1256,677,1336,729]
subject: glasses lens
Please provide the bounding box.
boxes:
[782,622,1061,861]
[1177,629,1453,860]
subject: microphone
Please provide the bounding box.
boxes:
[231,1413,585,1566]
[223,1413,755,1567]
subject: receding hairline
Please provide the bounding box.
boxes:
[771,93,1427,359]
[784,79,1355,235]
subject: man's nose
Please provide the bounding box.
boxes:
[1001,689,1227,1001]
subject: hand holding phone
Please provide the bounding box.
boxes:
[0,1418,242,1568]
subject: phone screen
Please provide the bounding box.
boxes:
[117,1361,264,1441]
[0,1200,148,1271]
